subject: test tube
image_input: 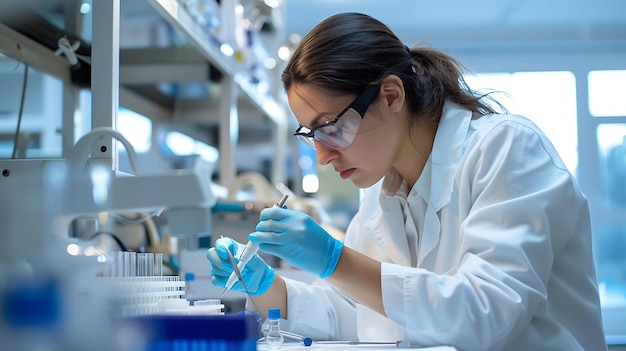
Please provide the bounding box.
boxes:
[146,253,154,276]
[154,253,163,276]
[137,253,146,276]
[122,252,129,277]
[128,251,137,277]
[115,251,124,277]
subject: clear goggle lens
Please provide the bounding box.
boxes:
[297,108,363,149]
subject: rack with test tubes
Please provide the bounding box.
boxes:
[94,251,224,318]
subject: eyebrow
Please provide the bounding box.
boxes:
[293,87,337,128]
[308,113,337,128]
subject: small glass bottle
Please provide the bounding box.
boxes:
[266,308,284,350]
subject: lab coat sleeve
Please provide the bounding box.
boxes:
[280,276,360,341]
[383,118,589,350]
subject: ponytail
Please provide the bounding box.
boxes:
[406,45,506,120]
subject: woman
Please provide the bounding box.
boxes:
[207,12,606,350]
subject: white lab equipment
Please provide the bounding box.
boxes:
[1,128,216,262]
[0,127,217,350]
[222,194,288,292]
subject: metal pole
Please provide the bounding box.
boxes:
[91,0,120,170]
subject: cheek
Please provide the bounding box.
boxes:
[348,130,396,186]
[353,113,397,163]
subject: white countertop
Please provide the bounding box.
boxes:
[256,341,456,351]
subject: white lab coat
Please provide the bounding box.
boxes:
[275,101,607,351]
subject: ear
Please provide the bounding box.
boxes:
[380,74,405,113]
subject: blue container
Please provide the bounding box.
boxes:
[130,314,259,351]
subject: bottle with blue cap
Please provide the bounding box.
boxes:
[266,308,284,349]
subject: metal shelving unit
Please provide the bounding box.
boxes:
[101,0,288,194]
[0,0,289,195]
[146,0,286,125]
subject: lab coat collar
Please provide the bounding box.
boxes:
[381,168,405,196]
[375,101,472,266]
[413,100,472,211]
[381,100,472,210]
[413,101,472,265]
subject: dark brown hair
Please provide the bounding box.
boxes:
[282,12,503,123]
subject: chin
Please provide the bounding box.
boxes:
[350,177,378,189]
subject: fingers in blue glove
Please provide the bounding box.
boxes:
[258,206,294,224]
[206,236,275,295]
[249,207,344,279]
[207,239,235,289]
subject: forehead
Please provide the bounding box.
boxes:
[287,84,352,124]
[287,84,334,113]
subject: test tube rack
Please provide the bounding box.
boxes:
[92,251,224,317]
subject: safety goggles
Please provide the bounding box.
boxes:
[293,85,381,149]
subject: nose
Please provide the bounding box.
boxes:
[315,141,338,165]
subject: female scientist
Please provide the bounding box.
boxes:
[207,12,607,350]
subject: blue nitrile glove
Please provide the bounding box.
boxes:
[206,236,275,296]
[249,207,344,278]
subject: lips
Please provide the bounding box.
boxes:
[338,168,355,179]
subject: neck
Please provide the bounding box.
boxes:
[392,119,437,189]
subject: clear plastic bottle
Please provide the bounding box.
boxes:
[266,308,284,349]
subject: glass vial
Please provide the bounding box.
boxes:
[266,308,284,350]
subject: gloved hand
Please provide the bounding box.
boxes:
[206,236,275,296]
[249,207,344,278]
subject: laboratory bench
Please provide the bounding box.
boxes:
[256,344,455,351]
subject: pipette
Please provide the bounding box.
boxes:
[221,235,251,298]
[222,194,289,294]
